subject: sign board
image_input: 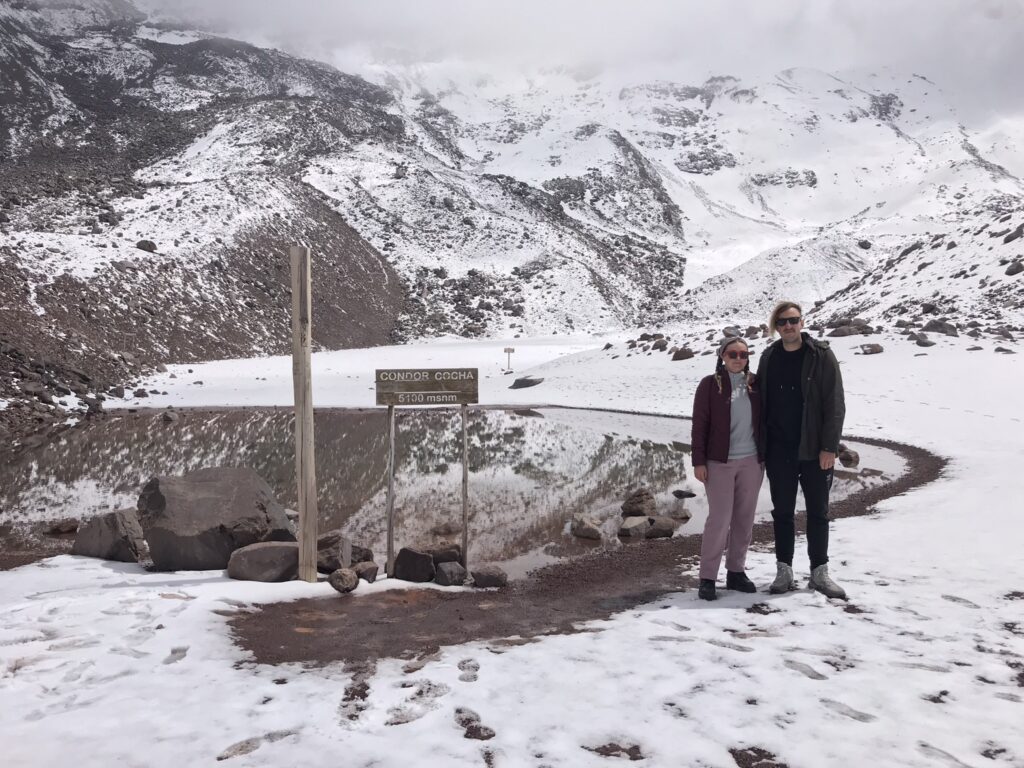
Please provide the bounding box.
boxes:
[503,347,515,353]
[375,368,479,406]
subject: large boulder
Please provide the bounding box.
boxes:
[317,530,373,573]
[137,467,293,571]
[227,542,298,582]
[393,547,435,582]
[72,509,145,562]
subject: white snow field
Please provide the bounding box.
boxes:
[2,332,1023,768]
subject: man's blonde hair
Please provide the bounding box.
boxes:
[768,301,803,338]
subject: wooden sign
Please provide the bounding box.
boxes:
[503,347,515,353]
[375,368,479,406]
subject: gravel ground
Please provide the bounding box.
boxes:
[231,435,946,665]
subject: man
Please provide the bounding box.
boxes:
[756,301,847,599]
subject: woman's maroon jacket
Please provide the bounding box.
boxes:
[690,373,763,466]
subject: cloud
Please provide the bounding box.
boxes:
[146,0,1023,122]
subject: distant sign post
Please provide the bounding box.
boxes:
[503,346,515,370]
[375,368,479,577]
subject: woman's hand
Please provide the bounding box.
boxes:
[694,465,708,483]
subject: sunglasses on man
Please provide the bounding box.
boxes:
[725,351,749,360]
[775,316,802,327]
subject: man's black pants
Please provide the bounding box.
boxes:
[765,444,833,569]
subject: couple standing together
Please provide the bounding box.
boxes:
[691,301,848,601]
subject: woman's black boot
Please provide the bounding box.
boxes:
[726,570,757,593]
[698,579,717,601]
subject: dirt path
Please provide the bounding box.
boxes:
[231,436,946,665]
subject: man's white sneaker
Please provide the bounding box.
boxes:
[809,564,848,600]
[768,562,797,594]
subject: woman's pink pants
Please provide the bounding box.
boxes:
[699,454,764,580]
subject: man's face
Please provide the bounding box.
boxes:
[776,308,803,343]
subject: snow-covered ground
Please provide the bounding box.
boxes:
[2,332,1023,767]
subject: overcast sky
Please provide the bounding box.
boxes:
[151,0,1023,123]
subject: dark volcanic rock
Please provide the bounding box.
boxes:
[393,547,435,582]
[471,565,508,588]
[227,542,299,582]
[621,488,657,517]
[72,509,146,562]
[137,467,293,571]
[509,376,544,389]
[435,561,468,586]
[328,567,359,593]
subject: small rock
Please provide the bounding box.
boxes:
[645,516,678,539]
[1006,261,1023,276]
[354,561,379,583]
[921,319,958,337]
[471,565,508,588]
[435,561,467,586]
[621,488,656,517]
[328,568,359,593]
[161,411,179,423]
[916,339,936,348]
[133,388,148,398]
[671,348,694,361]
[509,376,544,389]
[838,449,860,468]
[570,515,602,540]
[671,489,696,499]
[425,544,462,565]
[136,239,157,253]
[995,346,1016,354]
[859,343,884,355]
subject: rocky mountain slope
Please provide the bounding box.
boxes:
[1,0,1022,443]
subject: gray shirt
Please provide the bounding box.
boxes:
[728,371,757,460]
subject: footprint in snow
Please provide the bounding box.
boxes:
[454,707,496,740]
[941,595,981,609]
[821,698,877,722]
[458,658,480,682]
[706,638,754,653]
[215,730,296,761]
[783,659,828,680]
[385,679,451,726]
[162,646,188,664]
[917,742,975,767]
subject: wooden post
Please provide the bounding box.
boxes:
[461,403,469,571]
[385,404,397,577]
[290,245,318,583]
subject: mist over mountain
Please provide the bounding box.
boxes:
[1,0,1022,439]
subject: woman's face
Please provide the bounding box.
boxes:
[721,341,749,374]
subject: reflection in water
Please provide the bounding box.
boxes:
[0,408,904,575]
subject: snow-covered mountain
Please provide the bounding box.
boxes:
[1,0,1023,436]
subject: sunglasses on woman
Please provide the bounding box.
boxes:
[725,351,749,360]
[775,316,802,327]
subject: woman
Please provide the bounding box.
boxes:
[691,336,764,601]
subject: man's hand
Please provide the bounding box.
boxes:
[819,451,836,470]
[694,465,708,483]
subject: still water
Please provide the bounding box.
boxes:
[0,408,904,576]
